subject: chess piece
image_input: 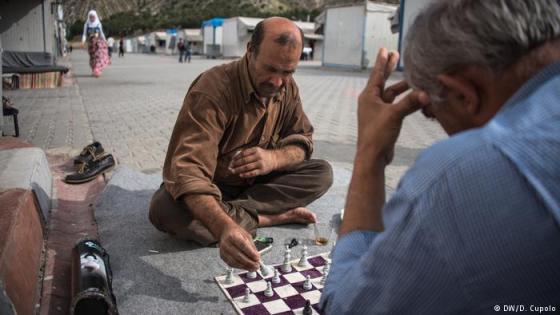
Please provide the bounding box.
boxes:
[264,281,274,297]
[328,240,336,259]
[303,275,312,290]
[242,288,251,303]
[260,262,271,277]
[247,270,257,279]
[298,245,309,267]
[303,299,312,315]
[281,246,292,273]
[288,238,299,249]
[281,254,292,273]
[225,268,234,284]
[320,272,328,286]
[272,268,281,284]
[322,262,330,274]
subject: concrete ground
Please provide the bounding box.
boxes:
[3,50,447,314]
[3,50,445,189]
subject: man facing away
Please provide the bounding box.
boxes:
[321,0,560,313]
[149,17,333,270]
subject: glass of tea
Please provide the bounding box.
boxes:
[313,222,333,246]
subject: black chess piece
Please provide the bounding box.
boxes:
[303,299,312,315]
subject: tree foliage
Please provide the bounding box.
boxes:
[67,1,321,39]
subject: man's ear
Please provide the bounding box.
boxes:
[247,42,254,57]
[437,74,480,115]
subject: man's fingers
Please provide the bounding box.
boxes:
[383,80,409,103]
[232,162,260,174]
[365,48,389,94]
[220,234,260,270]
[230,155,259,168]
[221,246,256,270]
[239,170,260,178]
[394,90,430,117]
[236,235,260,262]
[230,236,260,268]
[384,51,400,80]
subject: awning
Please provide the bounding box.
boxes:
[304,33,324,40]
[202,18,224,28]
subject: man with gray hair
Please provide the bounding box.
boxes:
[321,0,560,313]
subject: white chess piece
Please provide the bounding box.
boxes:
[298,245,309,267]
[264,281,274,297]
[281,254,292,273]
[322,262,330,274]
[225,268,234,284]
[303,275,312,290]
[242,288,251,303]
[272,268,281,284]
[320,272,328,286]
[260,262,271,277]
[328,240,336,259]
[246,270,257,279]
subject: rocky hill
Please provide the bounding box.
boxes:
[64,0,399,38]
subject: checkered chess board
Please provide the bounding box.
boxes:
[215,253,329,315]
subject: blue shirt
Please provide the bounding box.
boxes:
[321,62,560,314]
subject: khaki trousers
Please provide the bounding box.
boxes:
[148,159,333,246]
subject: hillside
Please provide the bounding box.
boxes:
[64,0,399,38]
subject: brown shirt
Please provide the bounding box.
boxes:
[163,54,314,201]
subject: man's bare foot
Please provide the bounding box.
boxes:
[258,207,317,227]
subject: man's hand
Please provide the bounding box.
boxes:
[339,48,429,236]
[229,147,278,178]
[356,48,429,165]
[218,222,260,271]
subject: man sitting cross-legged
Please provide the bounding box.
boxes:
[149,17,333,271]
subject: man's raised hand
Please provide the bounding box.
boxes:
[356,48,429,166]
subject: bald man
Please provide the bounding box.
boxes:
[149,17,333,270]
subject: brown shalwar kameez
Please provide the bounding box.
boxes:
[149,54,333,245]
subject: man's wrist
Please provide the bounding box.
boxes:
[353,151,387,172]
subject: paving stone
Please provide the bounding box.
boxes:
[4,51,447,190]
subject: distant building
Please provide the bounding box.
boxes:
[221,17,323,61]
[0,0,65,56]
[321,1,398,69]
[222,17,262,58]
[144,31,169,54]
[202,18,224,58]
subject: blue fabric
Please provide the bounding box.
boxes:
[202,18,224,28]
[320,62,560,314]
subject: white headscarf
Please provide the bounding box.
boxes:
[82,10,106,43]
[86,10,101,28]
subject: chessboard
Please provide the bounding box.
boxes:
[215,252,330,315]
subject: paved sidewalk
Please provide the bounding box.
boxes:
[4,50,446,189]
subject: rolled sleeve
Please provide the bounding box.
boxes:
[163,92,227,201]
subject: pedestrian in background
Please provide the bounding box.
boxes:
[119,37,125,57]
[81,10,109,77]
[107,36,115,60]
[177,38,186,63]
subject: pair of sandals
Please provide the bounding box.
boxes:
[64,141,116,184]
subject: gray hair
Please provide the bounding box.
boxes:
[404,0,560,103]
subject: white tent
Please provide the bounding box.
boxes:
[322,1,398,69]
[202,18,224,57]
[221,17,323,60]
[222,17,262,58]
